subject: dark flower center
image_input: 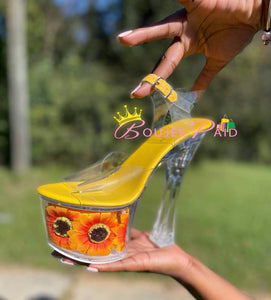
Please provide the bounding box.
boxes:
[88,224,110,243]
[53,217,72,237]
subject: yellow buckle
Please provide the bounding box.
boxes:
[142,74,177,102]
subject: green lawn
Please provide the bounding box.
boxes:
[0,161,270,291]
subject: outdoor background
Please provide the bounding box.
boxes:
[0,0,271,299]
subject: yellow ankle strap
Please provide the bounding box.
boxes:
[142,74,177,102]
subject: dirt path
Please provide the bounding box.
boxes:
[0,266,269,300]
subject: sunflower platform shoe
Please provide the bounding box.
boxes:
[38,74,213,263]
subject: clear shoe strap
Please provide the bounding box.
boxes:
[145,76,203,247]
[150,88,197,130]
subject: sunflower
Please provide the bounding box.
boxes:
[112,211,129,251]
[68,211,129,256]
[45,204,79,250]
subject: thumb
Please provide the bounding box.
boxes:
[192,58,227,92]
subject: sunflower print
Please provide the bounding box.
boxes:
[68,210,129,256]
[45,204,79,250]
[112,212,129,251]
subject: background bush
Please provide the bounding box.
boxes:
[0,0,271,167]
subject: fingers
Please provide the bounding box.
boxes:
[130,82,153,99]
[89,253,149,273]
[60,258,78,266]
[131,37,185,98]
[118,10,186,46]
[51,251,87,266]
[192,58,228,92]
[118,10,187,99]
[51,250,64,259]
[151,37,185,80]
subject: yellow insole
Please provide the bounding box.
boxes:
[38,118,213,207]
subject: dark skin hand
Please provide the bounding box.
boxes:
[117,0,265,98]
[53,229,254,300]
[52,229,192,277]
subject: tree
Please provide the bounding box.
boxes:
[7,0,30,172]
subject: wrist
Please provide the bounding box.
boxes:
[173,255,254,300]
[168,248,198,284]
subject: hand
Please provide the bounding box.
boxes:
[117,0,264,97]
[85,229,194,278]
[53,229,193,279]
[53,229,254,300]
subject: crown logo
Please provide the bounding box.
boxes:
[114,105,142,126]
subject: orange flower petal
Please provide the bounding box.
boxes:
[120,212,129,225]
[46,205,58,218]
[54,206,68,216]
[68,211,121,256]
[113,223,128,251]
[67,210,80,220]
[45,205,76,250]
[101,212,118,225]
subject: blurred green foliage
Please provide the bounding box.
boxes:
[0,0,271,167]
[30,56,126,165]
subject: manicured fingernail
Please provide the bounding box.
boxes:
[118,30,133,38]
[130,83,142,98]
[60,258,74,266]
[87,266,99,273]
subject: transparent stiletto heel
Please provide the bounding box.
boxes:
[149,134,205,247]
[147,80,206,247]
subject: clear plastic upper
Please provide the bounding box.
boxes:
[64,152,129,183]
[64,88,199,194]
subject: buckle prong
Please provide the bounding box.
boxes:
[153,76,162,87]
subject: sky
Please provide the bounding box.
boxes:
[53,0,121,37]
[53,0,120,17]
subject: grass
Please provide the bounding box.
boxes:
[135,160,271,292]
[0,165,71,269]
[0,160,271,292]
